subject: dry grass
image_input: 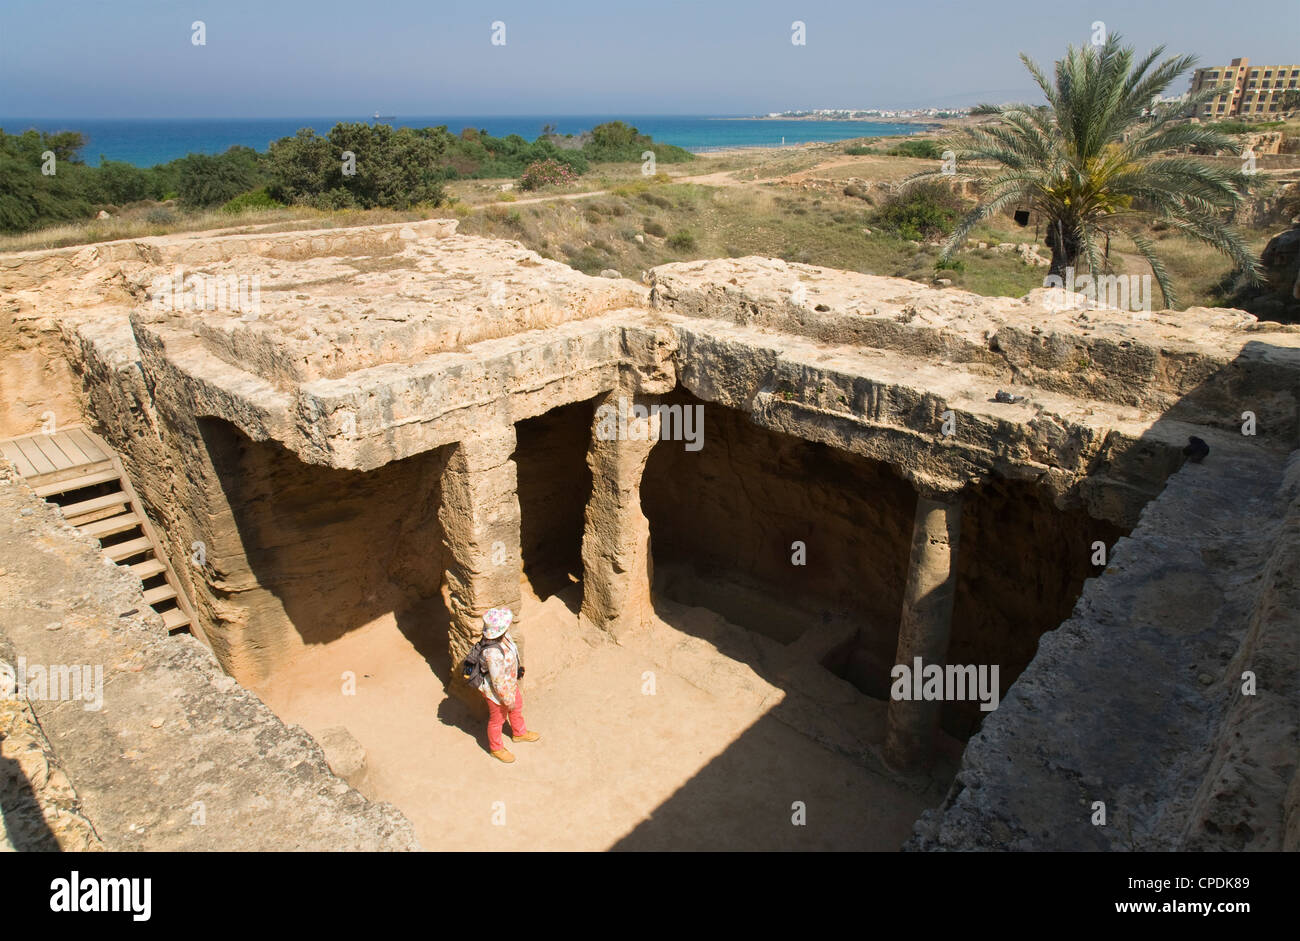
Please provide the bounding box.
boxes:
[457,180,1047,299]
[1110,229,1275,309]
[0,203,438,254]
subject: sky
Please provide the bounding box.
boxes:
[1,0,1297,118]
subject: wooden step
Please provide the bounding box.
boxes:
[142,584,177,606]
[105,536,152,561]
[61,491,130,520]
[34,467,120,498]
[128,558,167,581]
[161,608,192,632]
[79,512,142,539]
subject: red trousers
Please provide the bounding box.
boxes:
[485,687,528,752]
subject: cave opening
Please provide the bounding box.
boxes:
[641,387,1128,743]
[514,397,597,609]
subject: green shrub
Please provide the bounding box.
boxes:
[870,181,964,241]
[643,219,667,237]
[844,145,875,155]
[266,125,446,209]
[87,160,158,204]
[221,187,284,213]
[882,139,944,160]
[582,121,694,164]
[176,147,266,208]
[566,247,609,274]
[667,229,696,251]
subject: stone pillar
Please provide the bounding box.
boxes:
[439,426,522,702]
[579,390,659,639]
[884,489,963,770]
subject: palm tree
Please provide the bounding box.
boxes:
[916,34,1259,308]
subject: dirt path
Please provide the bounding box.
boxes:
[254,583,937,850]
[472,149,915,207]
[502,189,609,206]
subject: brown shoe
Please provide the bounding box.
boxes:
[490,748,516,763]
[511,730,540,743]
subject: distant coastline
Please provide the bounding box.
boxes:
[744,115,951,124]
[1,115,939,167]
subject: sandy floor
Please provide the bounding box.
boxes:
[253,582,940,850]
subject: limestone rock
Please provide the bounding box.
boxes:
[317,726,368,786]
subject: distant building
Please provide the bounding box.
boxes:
[1188,58,1300,118]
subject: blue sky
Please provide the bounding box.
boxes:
[2,0,1296,117]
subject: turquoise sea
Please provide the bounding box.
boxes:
[0,115,933,167]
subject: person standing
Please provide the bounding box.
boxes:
[477,607,539,763]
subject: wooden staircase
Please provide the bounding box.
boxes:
[1,426,198,636]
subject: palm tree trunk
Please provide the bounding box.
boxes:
[1046,219,1081,278]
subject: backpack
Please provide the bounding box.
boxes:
[459,636,525,689]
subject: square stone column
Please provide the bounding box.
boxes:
[579,390,659,639]
[439,427,522,701]
[884,489,963,770]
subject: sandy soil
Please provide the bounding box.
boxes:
[253,581,940,851]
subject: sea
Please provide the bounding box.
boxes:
[0,115,933,168]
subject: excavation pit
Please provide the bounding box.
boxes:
[4,218,1299,850]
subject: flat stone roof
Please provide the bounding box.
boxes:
[11,218,1300,509]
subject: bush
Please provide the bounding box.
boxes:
[266,124,446,209]
[667,229,696,251]
[176,147,265,208]
[87,160,158,204]
[486,205,525,229]
[582,121,694,164]
[566,247,609,274]
[844,145,875,155]
[643,219,667,237]
[870,181,964,241]
[221,187,284,213]
[882,139,944,160]
[519,157,577,191]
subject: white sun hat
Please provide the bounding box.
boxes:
[482,607,514,639]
